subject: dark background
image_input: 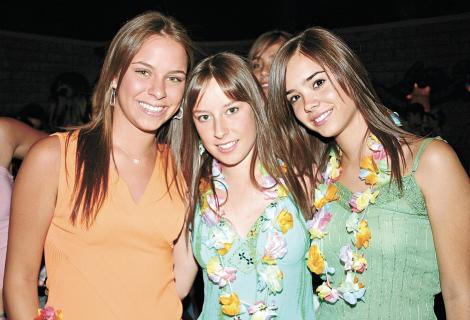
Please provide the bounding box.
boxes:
[1,0,470,41]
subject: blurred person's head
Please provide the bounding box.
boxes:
[248,30,292,96]
[49,71,91,130]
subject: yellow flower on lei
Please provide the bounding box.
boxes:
[314,184,339,210]
[355,220,371,249]
[219,293,241,316]
[329,153,342,180]
[207,256,220,276]
[276,209,293,234]
[217,242,232,255]
[360,156,379,185]
[306,243,325,275]
[353,188,379,212]
[276,184,288,198]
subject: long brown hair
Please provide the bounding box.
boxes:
[180,52,312,232]
[67,11,195,227]
[269,26,411,195]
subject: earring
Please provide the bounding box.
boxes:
[173,105,183,120]
[198,140,206,156]
[110,87,116,106]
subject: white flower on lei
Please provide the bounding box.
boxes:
[247,301,278,320]
[262,231,287,265]
[257,264,284,294]
[207,224,235,252]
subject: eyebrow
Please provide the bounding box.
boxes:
[285,70,325,95]
[193,101,236,114]
[131,61,186,75]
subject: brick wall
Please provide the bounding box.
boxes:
[1,13,469,114]
[334,13,470,86]
[0,31,104,116]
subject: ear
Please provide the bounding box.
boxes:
[111,78,118,89]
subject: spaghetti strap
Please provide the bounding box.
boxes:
[411,137,443,173]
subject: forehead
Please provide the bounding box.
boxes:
[255,41,283,60]
[285,53,322,88]
[132,34,187,69]
[195,78,232,110]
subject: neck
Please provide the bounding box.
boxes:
[335,114,369,165]
[218,149,259,187]
[113,132,156,158]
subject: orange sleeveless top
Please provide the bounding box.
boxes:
[44,131,185,319]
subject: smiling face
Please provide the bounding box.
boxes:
[112,34,188,134]
[251,41,283,96]
[285,52,362,140]
[193,78,257,168]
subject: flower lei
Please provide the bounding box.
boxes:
[306,133,391,306]
[34,306,63,320]
[199,160,293,319]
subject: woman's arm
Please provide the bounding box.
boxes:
[173,225,198,300]
[416,140,470,320]
[4,136,60,319]
[0,117,46,168]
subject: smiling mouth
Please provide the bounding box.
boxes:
[217,140,238,152]
[139,101,166,113]
[313,109,332,125]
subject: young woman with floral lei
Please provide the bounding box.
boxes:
[268,26,470,319]
[180,52,316,319]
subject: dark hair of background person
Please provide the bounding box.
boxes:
[48,71,92,132]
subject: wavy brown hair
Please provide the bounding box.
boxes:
[268,26,411,196]
[66,11,195,227]
[180,52,312,232]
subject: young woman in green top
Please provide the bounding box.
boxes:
[269,26,470,319]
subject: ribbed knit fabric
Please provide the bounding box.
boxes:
[44,131,186,320]
[317,138,440,320]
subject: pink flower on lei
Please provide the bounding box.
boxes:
[262,231,287,264]
[206,256,237,288]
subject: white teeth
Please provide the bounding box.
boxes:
[218,141,236,150]
[314,110,332,123]
[139,101,164,113]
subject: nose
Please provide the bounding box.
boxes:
[148,78,167,100]
[304,95,319,113]
[261,62,270,77]
[213,116,228,139]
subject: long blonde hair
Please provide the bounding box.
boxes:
[68,11,195,227]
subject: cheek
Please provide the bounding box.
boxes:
[194,123,210,145]
[293,106,307,123]
[167,85,185,102]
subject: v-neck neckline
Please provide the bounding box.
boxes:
[220,200,275,241]
[112,152,159,206]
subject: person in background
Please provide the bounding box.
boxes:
[180,52,315,319]
[47,71,92,132]
[4,11,195,320]
[0,117,46,319]
[269,26,470,319]
[248,30,292,96]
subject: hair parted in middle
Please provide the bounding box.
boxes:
[180,52,312,230]
[68,11,195,227]
[268,26,411,193]
[248,30,293,63]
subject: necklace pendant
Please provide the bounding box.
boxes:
[132,158,141,165]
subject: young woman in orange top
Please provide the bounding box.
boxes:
[4,11,196,320]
